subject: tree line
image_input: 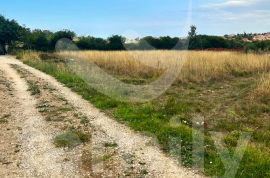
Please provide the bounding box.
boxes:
[0,15,269,54]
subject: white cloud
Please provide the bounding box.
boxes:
[200,0,263,10]
[193,0,270,35]
[198,0,270,21]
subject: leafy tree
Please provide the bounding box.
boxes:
[0,15,23,54]
[76,36,107,50]
[244,31,247,38]
[188,25,197,38]
[20,27,35,50]
[158,36,180,50]
[235,35,243,41]
[244,43,257,53]
[32,30,51,51]
[188,25,199,50]
[247,36,253,40]
[254,40,270,52]
[51,29,76,48]
[229,39,243,49]
[107,35,125,50]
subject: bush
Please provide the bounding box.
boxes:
[244,43,257,53]
[39,53,66,63]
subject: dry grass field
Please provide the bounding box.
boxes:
[57,50,270,83]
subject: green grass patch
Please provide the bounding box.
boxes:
[104,142,118,148]
[54,130,91,148]
[103,154,113,161]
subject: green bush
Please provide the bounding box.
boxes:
[244,43,257,53]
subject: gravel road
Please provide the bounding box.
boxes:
[0,56,204,178]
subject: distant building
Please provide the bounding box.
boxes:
[242,38,251,42]
[219,36,226,39]
[180,37,188,40]
[125,39,139,44]
[253,35,265,41]
[227,34,235,38]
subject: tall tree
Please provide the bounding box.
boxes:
[188,25,199,50]
[188,25,197,39]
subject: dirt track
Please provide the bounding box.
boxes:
[0,56,204,178]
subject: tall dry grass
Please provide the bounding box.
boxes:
[57,50,270,83]
[21,50,270,83]
[254,73,270,100]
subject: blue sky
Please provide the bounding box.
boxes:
[1,0,269,38]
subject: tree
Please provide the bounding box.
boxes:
[21,27,35,50]
[0,15,23,54]
[235,35,243,41]
[229,39,243,49]
[51,29,76,48]
[244,31,247,38]
[244,43,257,53]
[188,25,197,39]
[107,35,126,50]
[188,25,199,50]
[76,36,107,50]
[32,30,51,51]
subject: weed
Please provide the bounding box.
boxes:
[0,119,8,123]
[80,117,89,126]
[56,107,73,112]
[138,162,146,165]
[53,130,91,148]
[164,97,189,115]
[27,80,40,95]
[0,114,10,123]
[141,169,148,175]
[188,84,195,89]
[103,154,113,161]
[58,97,68,102]
[122,153,134,164]
[104,142,118,148]
[2,114,11,119]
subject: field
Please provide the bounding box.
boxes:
[21,50,270,177]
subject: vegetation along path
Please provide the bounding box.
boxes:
[0,55,204,177]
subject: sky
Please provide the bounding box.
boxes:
[0,0,269,38]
